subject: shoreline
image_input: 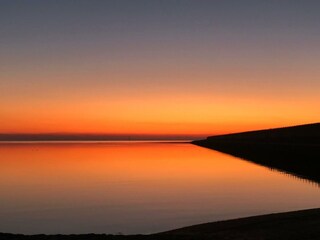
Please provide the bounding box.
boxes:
[1,208,320,239]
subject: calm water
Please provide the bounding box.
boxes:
[0,142,320,234]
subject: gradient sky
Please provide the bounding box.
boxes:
[1,0,320,137]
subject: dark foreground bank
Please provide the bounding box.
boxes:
[192,123,320,184]
[1,208,320,240]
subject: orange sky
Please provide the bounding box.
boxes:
[1,81,319,136]
[1,1,319,138]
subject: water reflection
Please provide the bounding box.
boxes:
[218,152,320,188]
[0,142,319,234]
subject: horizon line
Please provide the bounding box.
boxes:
[1,122,318,141]
[0,133,208,141]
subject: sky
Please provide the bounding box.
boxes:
[1,0,320,138]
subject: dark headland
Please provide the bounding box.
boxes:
[192,122,320,184]
[1,208,320,239]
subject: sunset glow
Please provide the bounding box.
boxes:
[1,1,319,138]
[1,1,320,237]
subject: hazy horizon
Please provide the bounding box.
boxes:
[0,133,203,141]
[0,122,319,141]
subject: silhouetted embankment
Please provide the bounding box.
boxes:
[192,123,320,183]
[1,208,320,239]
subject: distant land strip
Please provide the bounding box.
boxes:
[0,133,202,141]
[192,122,320,184]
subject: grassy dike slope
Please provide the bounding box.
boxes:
[192,123,320,183]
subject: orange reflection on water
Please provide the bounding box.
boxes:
[0,142,319,234]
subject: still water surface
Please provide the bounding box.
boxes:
[0,142,320,234]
